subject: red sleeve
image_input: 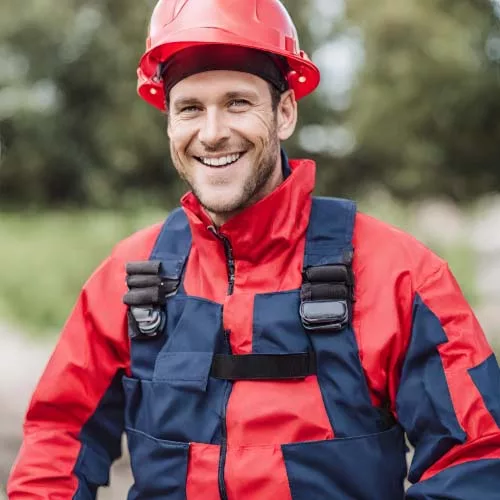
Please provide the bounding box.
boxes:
[398,262,500,498]
[7,224,161,499]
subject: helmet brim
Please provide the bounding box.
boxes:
[138,28,320,110]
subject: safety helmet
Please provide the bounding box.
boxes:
[137,0,321,111]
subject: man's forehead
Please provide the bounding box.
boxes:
[162,44,288,101]
[170,70,266,101]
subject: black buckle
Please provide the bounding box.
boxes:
[128,307,165,340]
[300,300,349,331]
[123,260,178,340]
[300,263,353,333]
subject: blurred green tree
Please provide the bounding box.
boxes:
[340,0,500,201]
[0,0,328,208]
[0,0,498,207]
[0,0,177,208]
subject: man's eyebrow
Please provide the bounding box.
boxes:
[172,97,202,111]
[171,90,259,110]
[224,90,259,100]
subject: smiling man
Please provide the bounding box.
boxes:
[165,44,294,225]
[8,0,500,499]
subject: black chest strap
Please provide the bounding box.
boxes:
[211,352,316,380]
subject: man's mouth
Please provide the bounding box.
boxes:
[194,152,246,168]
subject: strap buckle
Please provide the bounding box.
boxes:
[123,260,179,340]
[300,300,349,331]
[300,263,353,333]
[128,307,165,340]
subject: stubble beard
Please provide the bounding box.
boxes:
[173,122,281,218]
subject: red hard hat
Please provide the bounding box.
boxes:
[137,0,321,111]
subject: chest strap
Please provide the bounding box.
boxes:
[211,352,316,380]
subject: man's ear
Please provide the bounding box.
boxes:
[277,89,298,141]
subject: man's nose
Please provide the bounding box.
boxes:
[198,107,231,148]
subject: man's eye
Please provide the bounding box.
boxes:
[180,106,200,113]
[228,99,250,108]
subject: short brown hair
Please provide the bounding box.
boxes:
[269,82,283,111]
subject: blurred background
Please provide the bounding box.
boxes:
[1,0,500,496]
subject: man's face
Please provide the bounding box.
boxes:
[167,70,288,220]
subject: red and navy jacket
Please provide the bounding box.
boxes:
[8,158,500,499]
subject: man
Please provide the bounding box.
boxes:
[8,0,500,498]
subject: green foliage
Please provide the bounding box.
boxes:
[0,209,164,335]
[0,0,178,208]
[343,0,500,201]
[0,0,499,207]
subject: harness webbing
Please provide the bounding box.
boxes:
[123,208,191,340]
[124,197,357,379]
[299,197,356,334]
[211,352,316,380]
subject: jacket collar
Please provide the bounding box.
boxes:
[181,155,316,264]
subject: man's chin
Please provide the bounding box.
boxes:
[200,199,242,215]
[196,192,246,218]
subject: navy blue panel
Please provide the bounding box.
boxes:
[253,291,311,354]
[301,197,387,436]
[122,374,224,444]
[73,482,97,500]
[150,207,191,279]
[73,371,125,498]
[282,425,407,500]
[308,323,390,436]
[129,208,192,380]
[129,333,168,382]
[397,294,466,483]
[281,148,292,179]
[163,295,224,352]
[124,297,228,444]
[469,353,500,427]
[253,289,385,435]
[126,429,189,500]
[304,197,356,267]
[153,351,213,390]
[406,458,500,499]
[130,294,223,381]
[73,444,110,499]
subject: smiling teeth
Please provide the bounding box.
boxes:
[200,153,241,167]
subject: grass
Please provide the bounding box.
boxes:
[0,209,165,336]
[0,202,478,337]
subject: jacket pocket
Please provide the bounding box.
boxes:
[122,372,224,445]
[152,351,213,391]
[282,425,407,500]
[126,427,189,500]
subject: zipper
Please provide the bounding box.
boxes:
[218,329,232,500]
[208,226,235,295]
[208,226,234,500]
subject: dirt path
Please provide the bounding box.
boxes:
[0,324,132,498]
